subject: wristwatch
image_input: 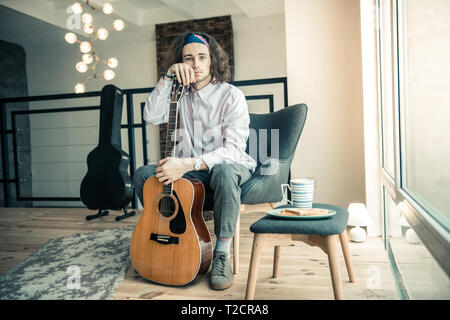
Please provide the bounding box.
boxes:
[194,158,202,171]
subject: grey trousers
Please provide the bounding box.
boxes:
[132,163,253,238]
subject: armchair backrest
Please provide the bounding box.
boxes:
[245,104,308,168]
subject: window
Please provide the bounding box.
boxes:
[398,0,450,230]
[376,0,450,299]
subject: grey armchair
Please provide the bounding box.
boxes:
[203,104,308,273]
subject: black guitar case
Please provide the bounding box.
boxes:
[80,84,135,221]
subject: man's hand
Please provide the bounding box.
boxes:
[155,157,193,185]
[166,63,196,86]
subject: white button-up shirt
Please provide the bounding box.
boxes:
[144,77,257,173]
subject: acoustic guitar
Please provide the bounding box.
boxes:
[130,80,212,286]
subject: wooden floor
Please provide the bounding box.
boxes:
[0,204,399,300]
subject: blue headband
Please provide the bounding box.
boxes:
[183,34,209,47]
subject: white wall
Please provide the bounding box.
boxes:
[233,14,286,80]
[284,0,366,209]
[360,0,381,236]
[24,40,156,96]
[21,14,287,207]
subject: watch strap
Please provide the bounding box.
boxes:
[164,70,176,79]
[194,158,202,171]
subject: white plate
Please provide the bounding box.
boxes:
[267,208,336,220]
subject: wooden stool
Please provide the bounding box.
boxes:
[245,203,355,300]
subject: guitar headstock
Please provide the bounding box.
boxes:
[170,80,185,103]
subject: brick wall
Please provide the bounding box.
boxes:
[155,15,234,79]
[155,16,234,158]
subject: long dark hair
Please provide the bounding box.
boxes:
[161,31,231,83]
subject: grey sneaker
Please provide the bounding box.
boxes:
[210,251,234,290]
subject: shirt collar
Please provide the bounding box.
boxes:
[189,77,219,100]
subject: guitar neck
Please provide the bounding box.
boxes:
[98,85,123,147]
[163,101,179,195]
[164,102,178,158]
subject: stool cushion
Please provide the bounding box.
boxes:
[250,203,349,236]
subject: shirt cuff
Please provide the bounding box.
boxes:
[200,153,219,173]
[158,76,173,88]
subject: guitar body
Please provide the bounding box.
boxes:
[80,145,133,210]
[130,176,212,286]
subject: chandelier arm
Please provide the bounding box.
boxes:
[83,0,96,11]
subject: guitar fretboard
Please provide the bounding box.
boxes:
[162,100,179,196]
[164,102,178,158]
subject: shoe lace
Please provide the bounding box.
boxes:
[211,254,227,276]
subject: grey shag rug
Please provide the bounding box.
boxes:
[0,226,134,300]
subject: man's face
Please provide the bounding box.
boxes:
[182,42,212,83]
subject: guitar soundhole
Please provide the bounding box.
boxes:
[158,196,176,217]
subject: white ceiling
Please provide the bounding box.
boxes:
[0,0,285,46]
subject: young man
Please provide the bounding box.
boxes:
[133,32,256,290]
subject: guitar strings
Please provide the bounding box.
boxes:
[159,80,181,235]
[160,80,174,234]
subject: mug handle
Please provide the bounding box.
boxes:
[280,184,293,206]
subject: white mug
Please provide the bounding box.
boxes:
[281,179,314,208]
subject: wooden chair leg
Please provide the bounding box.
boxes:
[339,231,355,283]
[273,245,281,278]
[245,233,266,300]
[326,234,344,300]
[233,214,240,274]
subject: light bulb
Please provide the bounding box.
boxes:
[64,32,77,44]
[82,53,93,64]
[103,69,115,80]
[81,13,92,24]
[107,57,118,68]
[71,2,83,14]
[75,83,86,94]
[83,23,94,34]
[102,3,113,14]
[79,41,91,53]
[97,28,108,40]
[76,61,88,73]
[113,19,125,31]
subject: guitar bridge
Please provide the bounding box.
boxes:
[150,233,179,245]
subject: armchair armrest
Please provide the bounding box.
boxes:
[241,158,292,204]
